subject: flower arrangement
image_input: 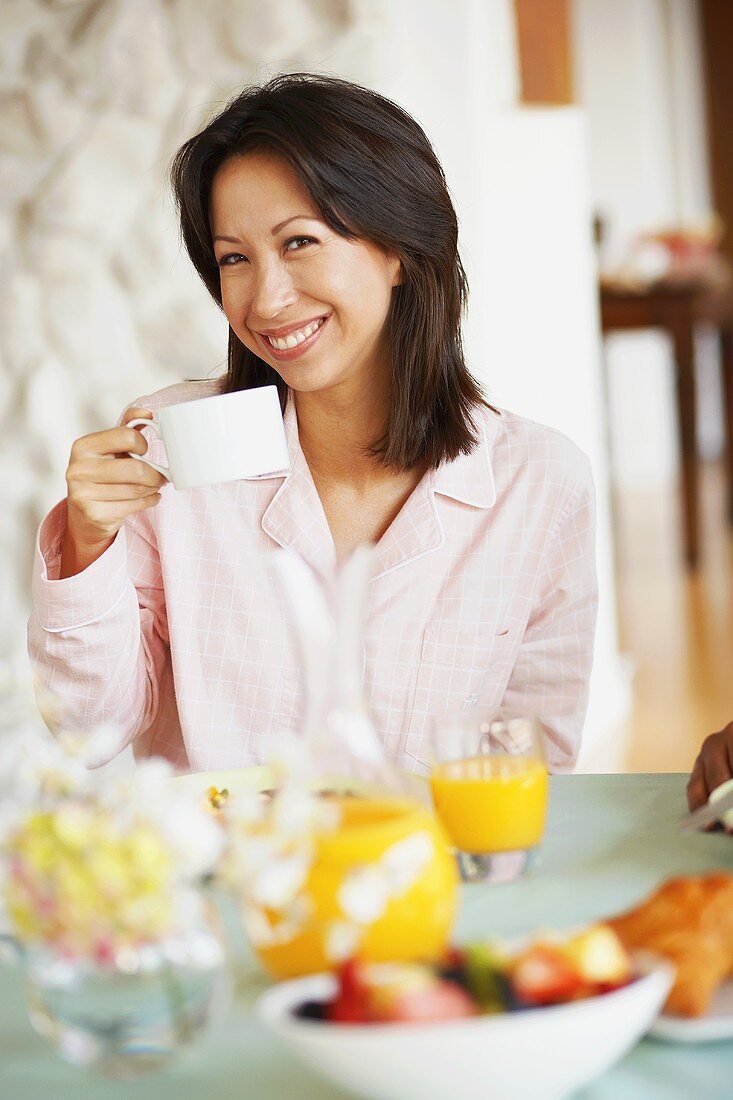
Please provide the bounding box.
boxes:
[0,665,223,967]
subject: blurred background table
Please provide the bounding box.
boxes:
[599,261,733,567]
[1,775,732,1099]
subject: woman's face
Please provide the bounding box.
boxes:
[210,152,401,398]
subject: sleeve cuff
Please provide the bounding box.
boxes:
[32,500,131,632]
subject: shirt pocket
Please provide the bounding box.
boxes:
[401,625,518,768]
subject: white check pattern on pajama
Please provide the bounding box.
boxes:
[28,379,598,774]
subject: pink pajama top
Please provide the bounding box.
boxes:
[28,379,597,774]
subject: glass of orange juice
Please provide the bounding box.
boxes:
[429,708,548,884]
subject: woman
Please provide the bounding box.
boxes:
[28,73,597,774]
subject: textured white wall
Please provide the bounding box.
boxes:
[1,0,382,663]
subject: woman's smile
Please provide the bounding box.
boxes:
[257,314,330,361]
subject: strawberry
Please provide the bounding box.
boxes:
[328,959,372,1023]
[510,944,585,1006]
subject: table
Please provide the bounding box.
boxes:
[600,268,733,568]
[1,774,732,1100]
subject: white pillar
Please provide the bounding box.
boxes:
[360,0,631,769]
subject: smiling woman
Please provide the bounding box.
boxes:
[27,73,598,776]
[170,72,485,471]
[209,151,402,403]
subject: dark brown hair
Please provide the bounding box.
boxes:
[170,72,490,470]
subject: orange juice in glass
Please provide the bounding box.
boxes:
[430,709,548,883]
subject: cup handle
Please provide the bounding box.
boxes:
[125,417,171,479]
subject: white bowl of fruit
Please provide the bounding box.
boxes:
[257,923,674,1100]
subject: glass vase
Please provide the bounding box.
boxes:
[23,917,229,1079]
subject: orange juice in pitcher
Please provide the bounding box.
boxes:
[254,794,458,980]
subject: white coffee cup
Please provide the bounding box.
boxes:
[126,385,290,490]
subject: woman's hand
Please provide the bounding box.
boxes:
[686,722,733,811]
[59,408,167,578]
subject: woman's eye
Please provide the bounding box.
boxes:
[218,253,246,267]
[217,237,316,266]
[284,236,316,253]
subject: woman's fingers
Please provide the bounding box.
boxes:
[686,756,708,812]
[63,408,163,549]
[73,494,162,529]
[121,406,155,426]
[687,725,733,826]
[701,731,733,797]
[72,425,151,459]
[86,457,167,488]
[78,483,163,502]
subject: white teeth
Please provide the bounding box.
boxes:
[266,317,324,351]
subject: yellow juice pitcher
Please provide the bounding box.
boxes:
[254,795,458,980]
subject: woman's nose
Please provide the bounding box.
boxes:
[249,261,298,322]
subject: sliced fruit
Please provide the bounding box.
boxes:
[329,960,477,1024]
[561,925,632,986]
[510,944,585,1006]
[371,975,478,1023]
[328,959,371,1023]
[462,943,510,1013]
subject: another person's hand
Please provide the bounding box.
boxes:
[59,408,167,578]
[686,722,733,812]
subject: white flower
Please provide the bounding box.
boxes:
[271,784,318,837]
[224,787,264,826]
[249,851,311,909]
[243,907,276,948]
[382,832,434,893]
[56,724,123,770]
[338,865,391,924]
[159,801,224,880]
[231,834,281,879]
[325,921,362,963]
[126,758,176,810]
[242,893,313,948]
[111,758,225,881]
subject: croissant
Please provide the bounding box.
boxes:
[607,873,733,1017]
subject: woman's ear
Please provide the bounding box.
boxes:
[389,253,404,288]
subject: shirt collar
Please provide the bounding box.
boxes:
[259,397,336,573]
[432,412,497,509]
[258,398,496,581]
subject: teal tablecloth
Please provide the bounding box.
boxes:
[1,774,732,1100]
